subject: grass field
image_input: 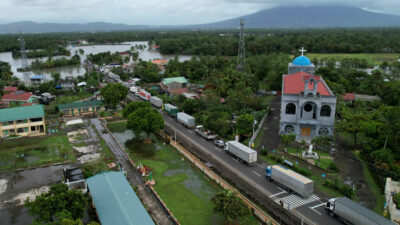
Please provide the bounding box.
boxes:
[307,53,399,65]
[109,122,257,225]
[0,134,76,170]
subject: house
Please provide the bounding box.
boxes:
[152,59,168,72]
[385,178,400,224]
[61,77,75,90]
[86,172,155,225]
[150,45,160,50]
[30,75,45,85]
[343,93,381,105]
[161,76,188,91]
[0,101,9,109]
[3,86,18,93]
[1,91,36,106]
[0,104,46,138]
[279,49,336,141]
[58,100,104,116]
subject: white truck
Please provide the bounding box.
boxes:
[139,90,151,101]
[177,112,195,128]
[325,197,395,225]
[129,86,140,94]
[265,165,313,198]
[150,96,163,108]
[224,141,257,165]
[195,125,217,140]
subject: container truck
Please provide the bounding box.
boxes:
[265,165,313,198]
[195,125,217,140]
[325,197,394,225]
[176,112,195,128]
[224,141,257,165]
[139,90,151,101]
[163,104,178,118]
[150,96,163,108]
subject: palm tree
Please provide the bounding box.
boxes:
[211,190,249,224]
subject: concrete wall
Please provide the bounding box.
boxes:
[385,178,400,224]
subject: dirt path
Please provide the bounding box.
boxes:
[335,135,376,209]
[257,96,281,151]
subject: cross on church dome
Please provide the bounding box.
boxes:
[299,47,306,56]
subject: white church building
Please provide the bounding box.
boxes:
[279,48,336,141]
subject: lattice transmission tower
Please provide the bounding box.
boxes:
[236,18,246,73]
[18,31,28,69]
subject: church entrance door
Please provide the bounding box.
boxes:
[301,127,311,136]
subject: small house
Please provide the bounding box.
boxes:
[58,100,104,117]
[161,76,188,91]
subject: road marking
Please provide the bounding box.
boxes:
[252,170,262,177]
[310,203,325,209]
[275,194,320,210]
[214,147,221,152]
[269,190,286,198]
[309,206,322,215]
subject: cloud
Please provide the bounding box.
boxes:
[0,0,399,25]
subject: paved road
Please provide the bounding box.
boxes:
[127,93,342,225]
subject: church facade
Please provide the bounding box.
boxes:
[279,50,336,141]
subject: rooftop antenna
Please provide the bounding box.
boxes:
[18,31,28,69]
[237,18,246,73]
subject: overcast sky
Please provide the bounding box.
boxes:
[1,0,400,25]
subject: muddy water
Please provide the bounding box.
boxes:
[112,130,135,148]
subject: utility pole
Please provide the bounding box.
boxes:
[18,31,28,69]
[236,18,246,73]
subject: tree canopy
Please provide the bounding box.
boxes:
[211,190,249,223]
[122,101,151,118]
[101,83,128,108]
[0,61,12,80]
[126,106,164,142]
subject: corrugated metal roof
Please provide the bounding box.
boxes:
[58,100,103,110]
[0,104,44,122]
[86,172,155,225]
[162,76,188,85]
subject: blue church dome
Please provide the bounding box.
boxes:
[292,56,311,66]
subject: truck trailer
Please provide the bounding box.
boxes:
[265,165,313,198]
[177,112,195,128]
[325,197,394,225]
[139,90,151,101]
[163,104,178,117]
[150,96,163,108]
[129,86,140,94]
[195,125,217,140]
[224,141,257,165]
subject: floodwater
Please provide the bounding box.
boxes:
[0,41,192,82]
[112,130,135,148]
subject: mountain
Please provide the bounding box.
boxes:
[200,5,400,28]
[0,21,150,34]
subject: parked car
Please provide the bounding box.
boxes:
[214,140,225,148]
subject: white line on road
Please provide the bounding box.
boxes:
[252,170,262,177]
[269,190,286,198]
[214,147,221,152]
[309,206,322,215]
[310,203,325,209]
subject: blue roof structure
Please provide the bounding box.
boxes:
[86,172,155,225]
[30,75,44,79]
[292,56,312,66]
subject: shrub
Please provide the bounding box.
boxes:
[292,166,312,177]
[328,162,338,172]
[323,178,354,198]
[260,149,268,156]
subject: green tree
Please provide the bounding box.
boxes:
[127,107,164,142]
[0,61,12,80]
[51,72,61,82]
[101,83,128,108]
[25,183,88,224]
[281,134,296,148]
[211,190,250,223]
[236,114,253,136]
[122,101,151,118]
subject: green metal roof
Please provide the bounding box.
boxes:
[58,100,103,110]
[86,172,155,225]
[0,104,44,122]
[162,76,188,85]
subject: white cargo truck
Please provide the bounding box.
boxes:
[265,165,313,198]
[129,86,140,94]
[139,90,151,101]
[150,96,163,108]
[325,197,395,225]
[224,141,257,165]
[176,112,195,128]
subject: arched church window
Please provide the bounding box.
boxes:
[285,103,296,114]
[284,125,294,134]
[320,105,331,117]
[318,127,329,136]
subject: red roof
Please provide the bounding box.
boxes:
[2,91,34,102]
[152,59,167,65]
[283,72,332,96]
[343,93,355,101]
[4,86,18,92]
[151,45,160,49]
